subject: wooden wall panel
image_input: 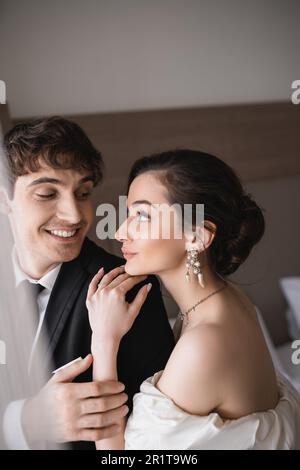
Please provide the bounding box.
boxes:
[64,102,300,183]
[0,104,12,137]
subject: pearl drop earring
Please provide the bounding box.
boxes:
[185,249,205,287]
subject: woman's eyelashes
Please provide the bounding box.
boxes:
[137,210,150,221]
[127,208,151,221]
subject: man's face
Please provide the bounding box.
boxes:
[7,163,95,277]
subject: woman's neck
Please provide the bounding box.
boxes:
[159,260,226,325]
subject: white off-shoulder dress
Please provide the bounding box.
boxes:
[124,370,300,450]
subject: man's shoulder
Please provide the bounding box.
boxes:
[79,238,124,275]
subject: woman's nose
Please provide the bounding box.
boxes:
[115,219,129,242]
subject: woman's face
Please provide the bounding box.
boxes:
[115,172,186,276]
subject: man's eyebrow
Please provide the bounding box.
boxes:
[27,176,94,187]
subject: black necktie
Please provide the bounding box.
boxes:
[37,283,45,295]
[18,281,45,332]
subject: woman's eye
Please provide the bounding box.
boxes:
[136,211,150,221]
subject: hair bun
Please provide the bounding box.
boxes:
[240,193,258,213]
[216,193,265,276]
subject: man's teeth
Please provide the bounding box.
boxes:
[50,230,77,238]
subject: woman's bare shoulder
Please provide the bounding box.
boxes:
[156,324,231,415]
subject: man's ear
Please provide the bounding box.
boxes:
[184,221,216,252]
[0,187,12,215]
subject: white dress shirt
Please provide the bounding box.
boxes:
[2,248,61,449]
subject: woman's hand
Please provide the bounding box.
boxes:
[86,265,151,451]
[86,265,152,345]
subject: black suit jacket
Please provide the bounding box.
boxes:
[30,238,175,449]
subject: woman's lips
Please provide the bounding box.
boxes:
[122,251,137,260]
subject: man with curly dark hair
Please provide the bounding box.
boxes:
[0,117,174,450]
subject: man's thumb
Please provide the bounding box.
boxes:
[52,354,93,383]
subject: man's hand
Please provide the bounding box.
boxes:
[22,354,129,445]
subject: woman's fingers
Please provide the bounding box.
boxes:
[129,283,152,319]
[87,265,148,306]
[86,267,104,301]
[116,275,147,295]
[87,266,126,301]
[107,272,132,290]
[97,265,126,290]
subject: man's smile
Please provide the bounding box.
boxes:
[44,227,82,242]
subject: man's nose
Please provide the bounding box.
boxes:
[56,196,82,224]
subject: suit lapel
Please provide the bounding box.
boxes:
[34,239,95,366]
[44,260,87,359]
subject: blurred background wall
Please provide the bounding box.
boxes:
[0,0,299,119]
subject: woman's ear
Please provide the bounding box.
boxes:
[0,187,12,215]
[184,221,216,252]
[201,221,217,250]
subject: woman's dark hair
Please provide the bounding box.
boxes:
[128,149,265,277]
[4,116,104,192]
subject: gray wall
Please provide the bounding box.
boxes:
[0,0,299,118]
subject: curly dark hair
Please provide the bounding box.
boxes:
[3,116,104,192]
[128,149,265,277]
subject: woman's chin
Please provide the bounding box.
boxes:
[124,262,149,277]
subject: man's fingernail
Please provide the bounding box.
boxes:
[52,357,82,374]
[147,283,152,292]
[98,267,104,273]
